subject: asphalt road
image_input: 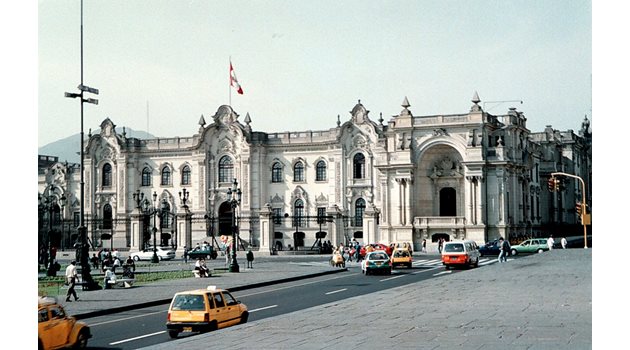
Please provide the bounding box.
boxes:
[82,256,503,349]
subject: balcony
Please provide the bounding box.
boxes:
[413,216,466,230]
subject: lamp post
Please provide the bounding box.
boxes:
[142,192,160,263]
[227,178,242,272]
[65,0,99,289]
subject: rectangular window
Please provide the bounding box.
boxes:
[272,208,282,224]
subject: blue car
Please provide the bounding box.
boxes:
[478,240,500,256]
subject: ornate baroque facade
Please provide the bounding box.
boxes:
[38,93,592,253]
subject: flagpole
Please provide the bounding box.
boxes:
[229,57,232,107]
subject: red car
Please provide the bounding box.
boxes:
[359,243,393,258]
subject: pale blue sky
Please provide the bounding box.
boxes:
[36,0,592,147]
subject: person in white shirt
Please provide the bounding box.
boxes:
[65,261,79,302]
[103,267,116,289]
[547,235,555,250]
[561,237,568,249]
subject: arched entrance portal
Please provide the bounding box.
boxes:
[440,187,456,216]
[218,202,233,237]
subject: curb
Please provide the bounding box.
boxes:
[74,267,347,320]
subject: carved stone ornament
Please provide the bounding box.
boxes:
[433,128,448,136]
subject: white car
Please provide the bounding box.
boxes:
[361,250,392,275]
[130,246,176,261]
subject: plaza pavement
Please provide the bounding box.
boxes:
[138,249,592,350]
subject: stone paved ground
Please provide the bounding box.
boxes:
[141,249,592,350]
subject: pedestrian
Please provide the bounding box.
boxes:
[65,261,79,302]
[438,238,444,254]
[124,256,136,272]
[422,239,427,253]
[194,258,210,277]
[183,245,189,263]
[225,245,231,266]
[498,237,510,263]
[561,237,568,249]
[103,267,116,289]
[90,253,99,270]
[246,250,254,268]
[547,235,555,250]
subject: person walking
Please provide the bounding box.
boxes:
[183,246,189,263]
[498,237,510,263]
[246,250,254,268]
[65,261,79,302]
[90,253,99,270]
[561,237,568,249]
[438,238,444,254]
[422,239,427,253]
[547,235,555,250]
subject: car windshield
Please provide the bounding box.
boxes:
[171,294,205,311]
[394,251,409,257]
[370,253,388,260]
[444,243,464,253]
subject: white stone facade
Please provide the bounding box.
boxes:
[38,94,592,253]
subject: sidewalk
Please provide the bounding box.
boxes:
[141,249,592,350]
[60,258,346,319]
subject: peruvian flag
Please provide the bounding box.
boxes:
[230,61,244,95]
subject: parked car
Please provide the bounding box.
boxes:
[166,285,248,338]
[510,238,549,255]
[441,240,480,269]
[390,248,413,268]
[130,246,176,261]
[188,246,218,260]
[478,239,500,256]
[359,243,393,258]
[38,296,91,349]
[361,251,392,275]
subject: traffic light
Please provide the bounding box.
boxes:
[548,177,560,192]
[576,202,582,215]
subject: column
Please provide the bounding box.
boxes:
[258,204,273,253]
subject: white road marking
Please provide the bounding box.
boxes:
[109,331,166,345]
[89,310,166,327]
[412,266,443,274]
[380,275,405,282]
[250,304,278,312]
[325,288,348,295]
[238,274,349,298]
[433,270,452,276]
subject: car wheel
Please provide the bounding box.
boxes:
[511,249,517,256]
[168,331,179,339]
[537,249,544,254]
[239,311,249,324]
[474,258,479,268]
[133,256,140,261]
[75,329,89,348]
[445,265,451,270]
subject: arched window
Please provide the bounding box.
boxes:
[142,167,152,186]
[294,199,305,227]
[294,162,305,182]
[161,167,171,186]
[272,162,283,183]
[316,160,327,181]
[181,165,191,185]
[355,198,366,226]
[103,204,113,230]
[353,153,365,179]
[218,156,234,183]
[102,163,112,187]
[161,202,172,229]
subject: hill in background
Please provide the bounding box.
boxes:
[38,128,155,164]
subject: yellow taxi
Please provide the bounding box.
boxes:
[166,286,248,338]
[38,296,91,350]
[390,248,413,268]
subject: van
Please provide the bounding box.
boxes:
[441,240,480,269]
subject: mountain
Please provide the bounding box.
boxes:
[38,128,155,164]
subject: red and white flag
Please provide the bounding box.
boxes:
[230,62,244,95]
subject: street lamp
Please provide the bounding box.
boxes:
[64,0,99,290]
[142,192,161,263]
[227,178,242,272]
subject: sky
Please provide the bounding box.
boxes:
[36,0,593,148]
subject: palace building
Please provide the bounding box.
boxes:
[38,93,592,254]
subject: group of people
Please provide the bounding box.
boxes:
[547,235,568,250]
